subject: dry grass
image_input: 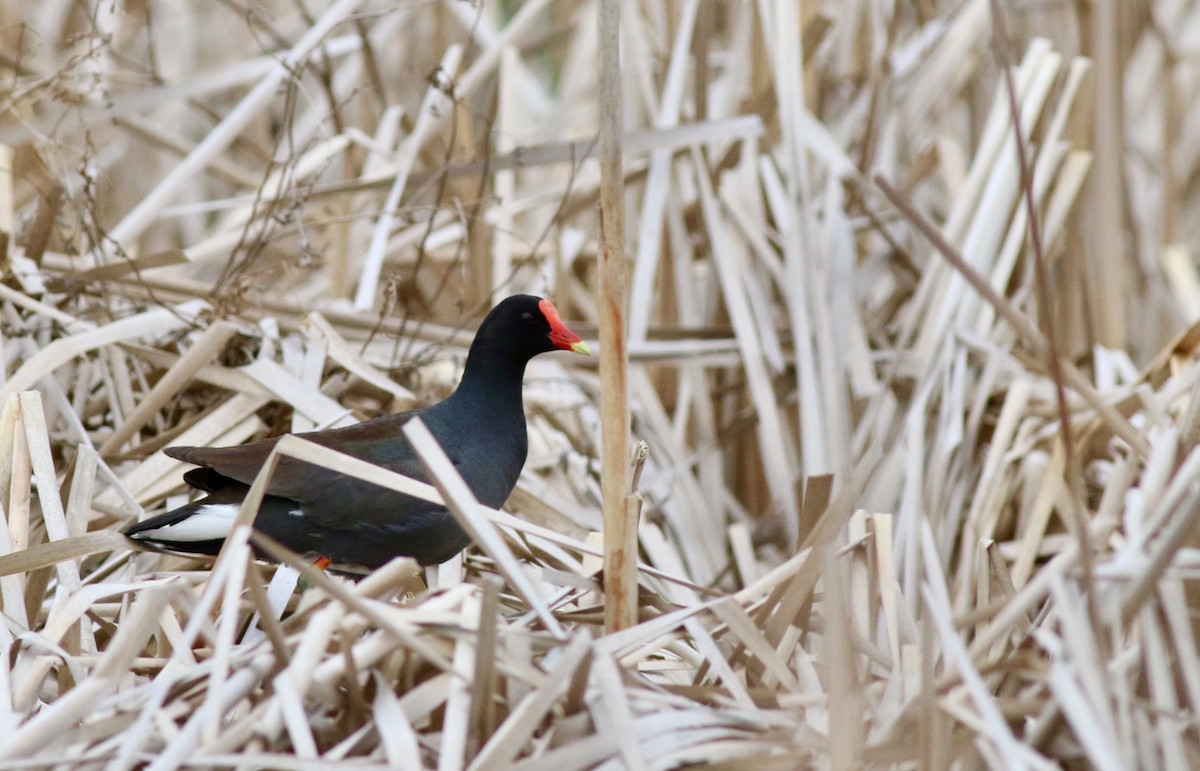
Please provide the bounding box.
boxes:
[0,0,1198,768]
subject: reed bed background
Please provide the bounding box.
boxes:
[0,0,1196,767]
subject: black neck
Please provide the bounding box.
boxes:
[448,345,530,415]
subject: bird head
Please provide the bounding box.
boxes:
[475,294,590,360]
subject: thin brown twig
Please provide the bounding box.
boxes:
[989,0,1099,647]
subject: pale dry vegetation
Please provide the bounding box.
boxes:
[0,0,1197,768]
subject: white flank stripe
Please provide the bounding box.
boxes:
[133,503,241,543]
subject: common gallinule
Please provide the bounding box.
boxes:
[126,294,589,568]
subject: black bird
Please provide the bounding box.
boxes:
[126,294,589,568]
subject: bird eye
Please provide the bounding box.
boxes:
[521,311,534,322]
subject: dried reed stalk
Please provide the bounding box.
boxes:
[596,0,637,634]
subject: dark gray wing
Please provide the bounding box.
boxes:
[166,410,450,530]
